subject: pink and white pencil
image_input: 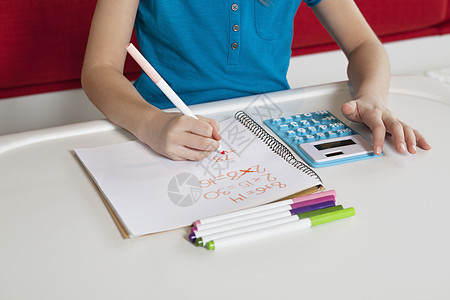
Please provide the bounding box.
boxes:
[126,43,223,152]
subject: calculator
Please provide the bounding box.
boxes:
[263,110,380,167]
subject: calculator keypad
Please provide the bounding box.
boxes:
[264,110,377,167]
[266,111,355,146]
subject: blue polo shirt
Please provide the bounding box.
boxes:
[134,0,322,109]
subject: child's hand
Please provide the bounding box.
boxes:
[341,98,431,155]
[137,111,222,161]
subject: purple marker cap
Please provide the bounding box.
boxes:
[188,232,197,243]
[290,200,335,215]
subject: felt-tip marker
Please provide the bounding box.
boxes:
[192,199,336,243]
[192,190,336,227]
[195,205,343,247]
[190,194,335,241]
[205,207,356,250]
[192,194,336,234]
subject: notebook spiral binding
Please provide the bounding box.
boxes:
[235,110,322,182]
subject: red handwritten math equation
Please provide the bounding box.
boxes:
[195,149,239,178]
[199,164,287,203]
[212,149,237,163]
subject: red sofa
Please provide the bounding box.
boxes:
[1,0,449,99]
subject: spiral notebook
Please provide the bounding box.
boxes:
[75,111,323,238]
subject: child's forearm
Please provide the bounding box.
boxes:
[81,63,159,139]
[346,39,390,105]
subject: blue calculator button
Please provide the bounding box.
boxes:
[304,135,315,142]
[302,113,312,119]
[320,118,329,125]
[296,128,307,136]
[300,120,310,127]
[325,131,337,138]
[318,125,328,132]
[321,116,336,124]
[330,122,345,130]
[271,118,281,125]
[337,128,353,136]
[289,122,299,130]
[310,119,320,126]
[278,124,288,131]
[293,137,303,144]
[282,117,293,123]
[313,111,328,117]
[307,126,317,134]
[293,114,302,121]
[315,133,327,140]
[286,130,296,138]
[329,123,338,130]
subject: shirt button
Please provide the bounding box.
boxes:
[231,3,238,11]
[232,24,240,32]
[231,42,239,49]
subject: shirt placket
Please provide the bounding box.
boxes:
[227,1,240,65]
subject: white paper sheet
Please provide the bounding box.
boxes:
[75,118,321,237]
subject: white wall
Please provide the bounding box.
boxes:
[287,34,450,89]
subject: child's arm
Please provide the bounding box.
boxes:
[81,0,221,161]
[312,0,431,154]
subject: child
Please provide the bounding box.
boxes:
[81,0,431,161]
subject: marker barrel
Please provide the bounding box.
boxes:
[126,43,161,82]
[156,79,197,119]
[200,215,300,247]
[207,218,312,250]
[206,207,355,250]
[196,205,343,246]
[194,200,335,239]
[193,193,335,232]
[193,199,293,227]
[195,210,292,239]
[194,204,292,231]
[193,190,336,226]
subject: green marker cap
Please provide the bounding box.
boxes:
[195,238,204,247]
[206,241,215,251]
[310,207,355,226]
[296,205,343,220]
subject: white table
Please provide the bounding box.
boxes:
[1,75,449,300]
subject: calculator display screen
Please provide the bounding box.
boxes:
[314,139,356,151]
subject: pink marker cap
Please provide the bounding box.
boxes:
[290,194,335,210]
[291,189,336,204]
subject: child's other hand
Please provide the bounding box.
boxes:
[138,111,221,161]
[341,98,431,155]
